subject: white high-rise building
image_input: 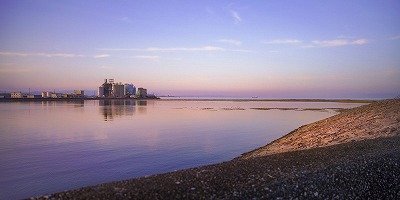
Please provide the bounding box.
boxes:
[98,86,104,97]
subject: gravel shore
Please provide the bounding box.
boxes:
[32,99,400,199]
[241,99,400,159]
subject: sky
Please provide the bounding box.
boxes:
[0,0,399,99]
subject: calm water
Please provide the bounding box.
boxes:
[0,100,365,199]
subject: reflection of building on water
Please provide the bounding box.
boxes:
[136,100,148,114]
[100,100,148,121]
[40,100,85,107]
[136,100,147,106]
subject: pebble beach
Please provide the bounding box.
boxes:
[32,99,400,199]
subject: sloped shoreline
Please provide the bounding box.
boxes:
[241,99,400,159]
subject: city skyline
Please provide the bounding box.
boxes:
[1,0,399,99]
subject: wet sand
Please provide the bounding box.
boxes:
[32,99,400,199]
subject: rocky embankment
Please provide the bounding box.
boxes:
[241,99,400,159]
[32,99,400,199]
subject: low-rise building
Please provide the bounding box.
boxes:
[11,92,23,98]
[74,90,85,98]
[51,93,62,98]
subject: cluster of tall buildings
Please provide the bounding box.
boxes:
[1,78,153,99]
[98,79,148,98]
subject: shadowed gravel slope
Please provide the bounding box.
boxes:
[241,99,400,159]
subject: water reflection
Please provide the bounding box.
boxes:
[137,100,147,106]
[99,100,148,121]
[40,100,85,106]
[137,100,148,114]
[0,100,367,199]
[43,101,85,111]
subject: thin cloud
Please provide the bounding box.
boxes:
[98,46,226,52]
[98,46,252,53]
[312,39,368,47]
[44,53,84,58]
[230,49,253,53]
[0,52,28,56]
[217,39,242,46]
[146,46,225,52]
[301,45,315,49]
[268,50,280,53]
[351,39,368,45]
[263,39,302,45]
[0,51,84,58]
[94,54,110,58]
[97,48,141,51]
[134,55,160,60]
[230,10,242,24]
[313,40,348,47]
[0,66,32,73]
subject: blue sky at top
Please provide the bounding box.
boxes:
[0,0,399,98]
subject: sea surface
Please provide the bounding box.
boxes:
[0,99,365,199]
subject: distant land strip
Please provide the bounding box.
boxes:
[0,97,158,102]
[157,98,375,103]
[0,98,374,103]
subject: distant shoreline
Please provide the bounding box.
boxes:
[157,98,374,103]
[0,97,374,103]
[0,97,159,102]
